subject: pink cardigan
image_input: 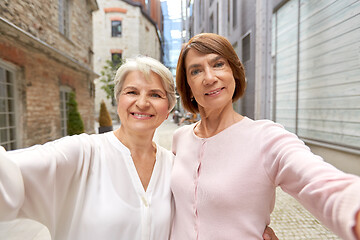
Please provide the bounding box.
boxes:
[170,117,360,240]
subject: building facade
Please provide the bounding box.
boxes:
[0,0,98,149]
[93,0,163,119]
[184,0,360,175]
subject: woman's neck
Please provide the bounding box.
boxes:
[195,103,243,138]
[114,127,156,156]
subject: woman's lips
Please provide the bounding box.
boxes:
[205,87,225,96]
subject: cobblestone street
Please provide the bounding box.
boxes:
[0,117,341,239]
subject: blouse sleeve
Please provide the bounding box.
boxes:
[0,134,94,231]
[262,123,360,240]
[0,146,25,220]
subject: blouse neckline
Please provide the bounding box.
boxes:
[106,131,160,194]
[191,116,249,141]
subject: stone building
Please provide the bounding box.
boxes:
[93,0,163,119]
[183,0,360,175]
[0,0,98,149]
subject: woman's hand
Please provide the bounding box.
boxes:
[263,226,279,240]
[354,210,360,240]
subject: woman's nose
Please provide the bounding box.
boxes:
[203,68,217,85]
[136,94,150,108]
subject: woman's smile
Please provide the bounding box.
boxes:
[131,112,154,119]
[204,87,225,96]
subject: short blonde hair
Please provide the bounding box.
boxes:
[114,56,176,111]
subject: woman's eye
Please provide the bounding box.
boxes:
[151,93,162,98]
[214,62,225,68]
[190,69,200,76]
[126,91,137,95]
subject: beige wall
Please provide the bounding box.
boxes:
[93,0,162,119]
[307,142,360,176]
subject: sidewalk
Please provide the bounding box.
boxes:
[0,118,340,239]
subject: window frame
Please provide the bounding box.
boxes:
[111,20,122,37]
[0,61,18,150]
[60,86,72,137]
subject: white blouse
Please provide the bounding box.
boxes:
[0,132,174,240]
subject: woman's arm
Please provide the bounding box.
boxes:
[262,123,360,240]
[0,146,25,220]
[0,135,91,226]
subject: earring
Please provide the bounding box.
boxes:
[191,96,195,102]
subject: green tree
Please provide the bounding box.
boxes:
[67,91,84,135]
[99,55,124,105]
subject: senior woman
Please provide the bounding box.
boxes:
[171,33,360,240]
[0,56,176,239]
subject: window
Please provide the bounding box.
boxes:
[228,0,231,34]
[111,20,122,37]
[145,0,151,14]
[242,33,251,62]
[0,66,16,150]
[60,86,71,136]
[232,0,237,28]
[272,0,360,150]
[209,13,214,33]
[111,53,122,66]
[59,0,70,37]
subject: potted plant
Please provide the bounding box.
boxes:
[98,100,113,133]
[67,91,84,135]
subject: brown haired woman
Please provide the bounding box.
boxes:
[171,33,360,240]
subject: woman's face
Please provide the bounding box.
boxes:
[184,49,236,112]
[117,70,169,134]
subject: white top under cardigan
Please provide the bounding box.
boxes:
[0,132,174,240]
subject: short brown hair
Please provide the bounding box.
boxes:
[176,33,246,113]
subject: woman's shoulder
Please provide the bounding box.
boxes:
[242,117,286,133]
[155,144,175,165]
[173,123,196,138]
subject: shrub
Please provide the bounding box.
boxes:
[99,100,113,127]
[67,92,84,135]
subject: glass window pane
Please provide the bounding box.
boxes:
[6,70,13,84]
[0,83,6,97]
[9,127,16,141]
[0,129,8,142]
[8,113,15,127]
[111,21,122,37]
[0,114,6,126]
[0,99,5,113]
[0,68,5,84]
[7,84,13,98]
[7,99,14,112]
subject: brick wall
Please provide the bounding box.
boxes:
[0,0,95,68]
[0,36,95,147]
[0,0,97,147]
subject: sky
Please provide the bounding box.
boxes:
[162,0,182,19]
[161,0,183,70]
